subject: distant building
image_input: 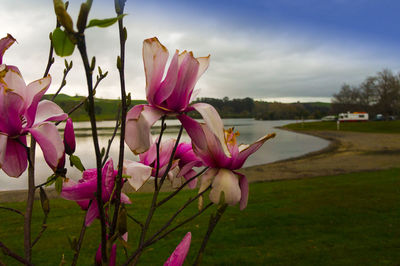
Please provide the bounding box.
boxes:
[338,112,368,122]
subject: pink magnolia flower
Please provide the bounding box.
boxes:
[179,114,275,209]
[0,34,67,177]
[64,118,75,155]
[95,242,117,266]
[164,232,191,266]
[125,37,225,155]
[61,159,131,226]
[123,139,203,191]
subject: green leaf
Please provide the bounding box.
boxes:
[70,155,85,172]
[45,174,57,187]
[55,176,63,193]
[86,14,126,28]
[68,235,78,252]
[51,28,75,57]
[39,187,50,215]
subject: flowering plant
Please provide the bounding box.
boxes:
[0,1,275,265]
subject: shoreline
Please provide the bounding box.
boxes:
[1,128,400,202]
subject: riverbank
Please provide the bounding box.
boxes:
[240,129,400,182]
[1,128,400,202]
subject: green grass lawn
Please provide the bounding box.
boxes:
[1,169,400,265]
[284,120,400,134]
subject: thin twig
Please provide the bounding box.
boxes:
[147,202,213,246]
[158,125,183,189]
[193,204,228,265]
[157,167,209,207]
[76,32,107,263]
[123,186,212,265]
[0,241,33,266]
[55,70,107,126]
[71,209,88,266]
[24,139,36,262]
[51,60,73,101]
[31,214,48,247]
[0,206,24,217]
[146,185,212,245]
[101,108,121,167]
[35,174,57,189]
[109,7,128,238]
[127,213,144,229]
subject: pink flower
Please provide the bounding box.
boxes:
[64,118,75,155]
[164,232,191,266]
[95,242,117,266]
[61,159,131,226]
[179,114,275,209]
[123,139,203,191]
[125,37,225,155]
[0,34,67,177]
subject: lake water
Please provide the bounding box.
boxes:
[0,119,329,191]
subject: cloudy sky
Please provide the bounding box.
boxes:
[1,0,400,102]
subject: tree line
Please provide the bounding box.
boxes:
[332,69,400,118]
[193,97,330,120]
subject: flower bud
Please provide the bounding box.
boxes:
[64,118,76,155]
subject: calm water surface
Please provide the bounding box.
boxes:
[0,119,329,191]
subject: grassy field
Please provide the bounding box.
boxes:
[1,168,400,265]
[284,120,400,134]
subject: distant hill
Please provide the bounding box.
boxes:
[43,94,147,121]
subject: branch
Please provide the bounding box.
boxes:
[147,202,213,246]
[101,107,121,166]
[193,204,228,265]
[158,125,183,189]
[157,167,209,207]
[109,7,128,238]
[0,206,24,217]
[76,33,107,263]
[71,209,88,266]
[31,213,48,247]
[127,213,144,229]
[51,60,73,101]
[0,241,33,266]
[147,185,212,245]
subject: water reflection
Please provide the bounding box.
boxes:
[0,119,329,191]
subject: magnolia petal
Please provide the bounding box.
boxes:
[1,137,27,177]
[195,55,210,82]
[164,232,192,266]
[60,177,97,201]
[24,75,52,126]
[182,169,198,189]
[198,168,217,210]
[154,50,179,105]
[123,160,152,191]
[236,172,249,210]
[85,200,99,226]
[232,133,276,169]
[120,193,131,204]
[209,169,241,206]
[0,87,24,135]
[102,159,115,201]
[1,65,26,102]
[33,100,67,126]
[165,52,199,111]
[143,37,169,104]
[64,118,76,155]
[191,103,230,157]
[29,122,64,170]
[96,242,117,266]
[0,133,8,167]
[125,104,164,154]
[0,34,16,64]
